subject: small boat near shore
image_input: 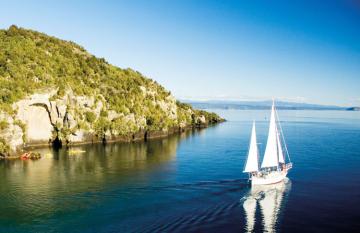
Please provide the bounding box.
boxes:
[243,100,292,185]
[20,152,31,160]
[20,152,41,160]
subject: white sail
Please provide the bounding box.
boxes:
[244,122,259,173]
[261,103,279,168]
[277,130,285,163]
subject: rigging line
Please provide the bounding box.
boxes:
[276,109,291,163]
[275,107,292,163]
[275,124,281,163]
[256,134,260,171]
[274,106,280,169]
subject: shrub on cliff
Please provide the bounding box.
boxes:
[0,138,9,156]
[85,111,96,123]
[0,120,9,130]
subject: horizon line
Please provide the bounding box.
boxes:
[177,97,359,108]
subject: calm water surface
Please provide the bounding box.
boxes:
[1,110,360,232]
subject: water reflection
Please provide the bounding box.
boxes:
[0,131,194,224]
[243,179,292,233]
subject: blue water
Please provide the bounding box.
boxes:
[0,110,359,232]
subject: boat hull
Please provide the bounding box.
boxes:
[251,170,288,185]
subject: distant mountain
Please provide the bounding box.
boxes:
[345,107,360,111]
[183,100,358,111]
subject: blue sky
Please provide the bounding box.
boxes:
[1,0,359,106]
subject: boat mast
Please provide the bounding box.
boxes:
[261,100,279,169]
[274,104,285,164]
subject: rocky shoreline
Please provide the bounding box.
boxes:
[0,90,224,159]
[1,121,223,160]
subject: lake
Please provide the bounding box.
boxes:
[1,110,360,232]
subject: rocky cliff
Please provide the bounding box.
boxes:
[0,25,223,157]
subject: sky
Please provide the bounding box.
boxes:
[0,0,359,106]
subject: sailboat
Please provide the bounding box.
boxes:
[243,100,292,185]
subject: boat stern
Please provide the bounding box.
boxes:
[251,170,287,185]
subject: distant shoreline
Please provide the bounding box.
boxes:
[185,100,359,111]
[191,107,359,111]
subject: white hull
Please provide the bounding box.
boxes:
[251,170,288,185]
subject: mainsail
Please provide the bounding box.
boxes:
[261,103,279,168]
[243,122,259,173]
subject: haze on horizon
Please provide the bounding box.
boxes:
[1,0,359,106]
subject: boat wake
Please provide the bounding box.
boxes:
[130,179,249,233]
[116,178,248,195]
[138,201,241,233]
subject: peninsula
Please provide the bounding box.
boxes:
[0,25,223,158]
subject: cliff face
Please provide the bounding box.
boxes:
[0,26,223,157]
